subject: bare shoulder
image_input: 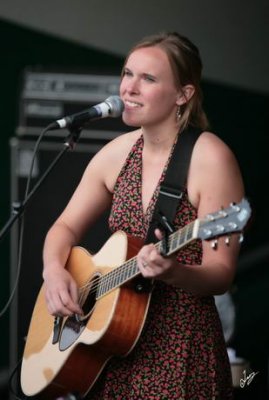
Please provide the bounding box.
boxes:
[188,131,244,211]
[193,131,235,161]
[99,129,142,160]
[191,131,243,176]
[84,129,142,191]
[93,129,141,170]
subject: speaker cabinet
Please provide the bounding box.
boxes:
[9,137,115,373]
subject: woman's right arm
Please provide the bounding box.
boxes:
[42,150,113,316]
[42,131,136,316]
[43,220,84,316]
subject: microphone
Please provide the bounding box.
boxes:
[47,95,124,130]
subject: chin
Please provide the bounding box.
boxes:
[122,115,141,128]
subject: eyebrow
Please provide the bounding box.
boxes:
[124,67,157,80]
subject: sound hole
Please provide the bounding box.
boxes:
[59,274,100,350]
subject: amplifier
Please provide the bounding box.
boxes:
[16,70,128,140]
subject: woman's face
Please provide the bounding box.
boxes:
[120,46,180,128]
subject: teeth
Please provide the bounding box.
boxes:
[125,100,141,108]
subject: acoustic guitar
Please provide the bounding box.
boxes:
[20,198,251,399]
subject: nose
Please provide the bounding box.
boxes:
[122,76,140,95]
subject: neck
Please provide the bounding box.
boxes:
[141,124,179,151]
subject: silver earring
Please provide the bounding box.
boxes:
[176,105,181,121]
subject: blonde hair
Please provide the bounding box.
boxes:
[123,32,210,132]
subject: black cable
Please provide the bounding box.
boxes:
[0,125,51,318]
[1,126,51,397]
[1,123,82,400]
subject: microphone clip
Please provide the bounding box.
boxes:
[64,126,83,150]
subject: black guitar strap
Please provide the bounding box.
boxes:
[145,126,202,245]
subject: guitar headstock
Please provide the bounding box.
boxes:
[198,198,251,242]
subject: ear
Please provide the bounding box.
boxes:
[176,84,195,106]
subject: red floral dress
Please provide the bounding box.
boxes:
[88,135,233,399]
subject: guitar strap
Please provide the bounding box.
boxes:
[145,126,202,245]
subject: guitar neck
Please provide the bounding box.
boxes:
[96,219,199,299]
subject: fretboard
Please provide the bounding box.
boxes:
[96,219,199,299]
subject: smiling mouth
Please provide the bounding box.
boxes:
[125,100,142,108]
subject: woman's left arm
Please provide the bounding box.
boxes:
[137,132,245,296]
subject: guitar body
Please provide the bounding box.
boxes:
[20,231,152,399]
[20,198,251,399]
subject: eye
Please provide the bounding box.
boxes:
[122,68,132,77]
[144,74,156,82]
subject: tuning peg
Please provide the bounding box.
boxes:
[239,233,244,243]
[203,229,212,237]
[225,235,231,246]
[230,202,240,212]
[219,209,228,218]
[228,222,238,230]
[211,239,218,250]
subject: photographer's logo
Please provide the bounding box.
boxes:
[240,369,259,388]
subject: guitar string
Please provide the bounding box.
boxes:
[78,222,192,295]
[77,221,197,302]
[75,205,244,305]
[76,233,177,304]
[76,221,196,303]
[76,205,244,306]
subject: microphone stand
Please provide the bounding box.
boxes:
[0,125,83,399]
[0,125,82,242]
